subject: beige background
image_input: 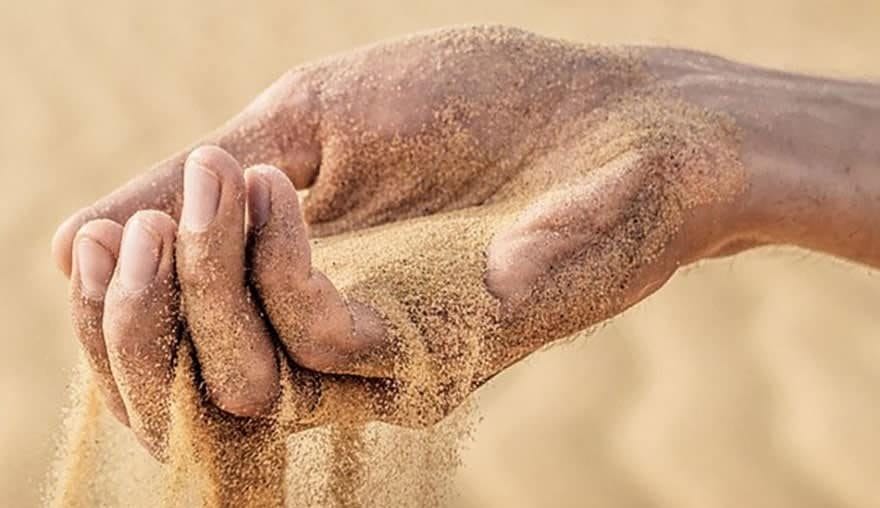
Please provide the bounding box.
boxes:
[2,1,879,506]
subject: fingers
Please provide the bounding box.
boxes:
[103,211,179,458]
[245,165,391,378]
[69,219,128,425]
[176,147,280,417]
[52,69,322,277]
[52,153,188,279]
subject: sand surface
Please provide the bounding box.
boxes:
[1,1,879,506]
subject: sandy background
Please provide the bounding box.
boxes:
[2,1,879,506]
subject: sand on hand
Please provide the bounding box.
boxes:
[47,27,744,508]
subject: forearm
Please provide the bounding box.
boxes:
[649,50,880,267]
[736,75,880,267]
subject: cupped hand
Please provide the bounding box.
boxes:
[70,122,742,454]
[62,26,758,456]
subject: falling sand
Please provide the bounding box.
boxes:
[47,26,745,507]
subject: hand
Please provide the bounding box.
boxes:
[69,116,740,455]
[61,27,748,452]
[61,26,880,454]
[65,131,718,455]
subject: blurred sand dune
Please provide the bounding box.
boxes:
[1,1,878,506]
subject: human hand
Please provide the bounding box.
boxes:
[60,25,880,454]
[61,27,751,453]
[68,114,740,454]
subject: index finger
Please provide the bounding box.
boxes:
[51,72,322,277]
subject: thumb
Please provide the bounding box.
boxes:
[487,150,710,336]
[52,70,321,277]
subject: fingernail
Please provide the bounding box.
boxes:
[182,160,220,231]
[247,173,270,229]
[119,218,161,291]
[76,238,115,299]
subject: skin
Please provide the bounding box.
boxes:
[56,26,880,454]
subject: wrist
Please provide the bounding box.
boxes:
[735,75,880,265]
[649,49,880,265]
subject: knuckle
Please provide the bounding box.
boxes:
[256,68,319,132]
[272,68,316,107]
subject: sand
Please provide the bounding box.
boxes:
[2,1,880,507]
